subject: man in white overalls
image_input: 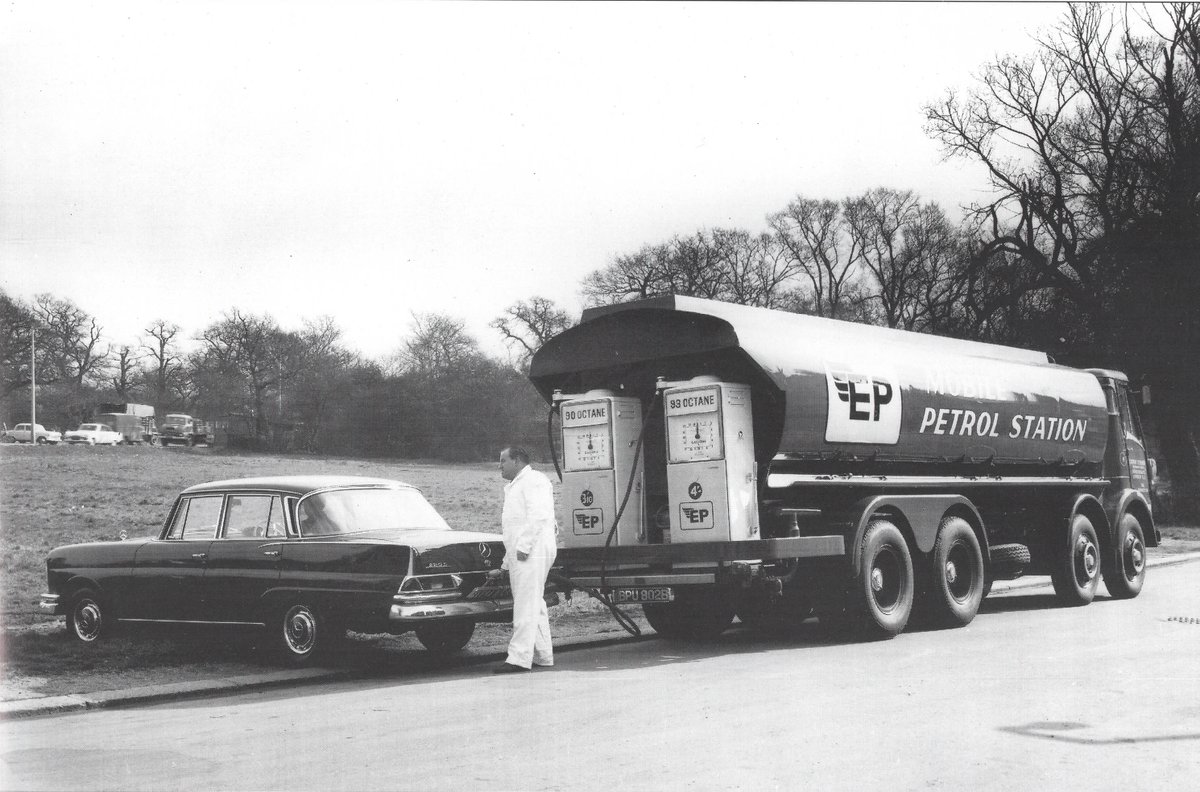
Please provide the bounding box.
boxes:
[492,446,558,673]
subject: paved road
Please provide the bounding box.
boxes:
[3,564,1199,791]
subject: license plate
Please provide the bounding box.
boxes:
[612,587,674,603]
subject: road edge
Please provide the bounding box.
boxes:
[5,551,1199,720]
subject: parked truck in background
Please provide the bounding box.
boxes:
[530,296,1156,640]
[159,414,213,446]
[95,403,157,444]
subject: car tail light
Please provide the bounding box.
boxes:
[397,573,464,601]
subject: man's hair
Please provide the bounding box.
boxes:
[503,446,531,465]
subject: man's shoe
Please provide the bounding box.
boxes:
[492,662,530,674]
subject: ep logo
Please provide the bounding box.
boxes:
[824,364,902,445]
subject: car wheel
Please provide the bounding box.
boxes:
[925,516,985,627]
[415,620,476,654]
[853,519,914,637]
[1102,513,1147,600]
[66,588,109,643]
[36,436,47,445]
[642,587,735,641]
[1051,514,1101,606]
[275,603,323,664]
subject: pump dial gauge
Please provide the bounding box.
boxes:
[563,426,611,471]
[669,416,721,462]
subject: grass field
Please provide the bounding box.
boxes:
[0,444,629,699]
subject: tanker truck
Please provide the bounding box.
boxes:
[529,296,1156,640]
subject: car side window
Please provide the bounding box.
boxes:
[224,495,283,539]
[167,496,222,540]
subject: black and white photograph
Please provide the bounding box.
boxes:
[2,1,1199,789]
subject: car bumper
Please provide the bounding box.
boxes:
[39,593,62,615]
[389,598,513,622]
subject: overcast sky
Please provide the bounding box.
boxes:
[1,1,1068,362]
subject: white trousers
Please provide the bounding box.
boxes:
[505,544,556,668]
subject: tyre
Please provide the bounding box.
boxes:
[274,603,325,665]
[66,588,109,643]
[1051,514,1101,606]
[36,436,47,445]
[852,519,914,637]
[159,437,168,446]
[925,517,985,627]
[1102,513,1147,600]
[643,588,735,640]
[415,620,476,654]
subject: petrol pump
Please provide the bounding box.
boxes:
[554,390,646,548]
[660,377,759,543]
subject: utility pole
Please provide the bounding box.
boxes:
[30,324,36,434]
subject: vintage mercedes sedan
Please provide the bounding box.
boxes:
[40,476,513,664]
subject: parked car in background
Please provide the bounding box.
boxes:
[40,476,513,664]
[1,423,62,444]
[63,423,124,446]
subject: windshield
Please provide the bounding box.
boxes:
[80,424,100,431]
[164,416,189,426]
[296,487,450,536]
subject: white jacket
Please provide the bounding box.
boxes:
[501,465,558,569]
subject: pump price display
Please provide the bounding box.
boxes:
[665,387,723,462]
[561,401,613,472]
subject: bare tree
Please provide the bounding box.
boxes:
[491,297,573,368]
[924,2,1200,517]
[768,197,864,319]
[140,320,187,412]
[31,294,108,387]
[109,345,139,399]
[398,313,481,375]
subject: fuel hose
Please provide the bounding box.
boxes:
[544,391,662,638]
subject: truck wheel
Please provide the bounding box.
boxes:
[1102,514,1146,600]
[66,588,110,643]
[273,603,325,665]
[926,517,984,627]
[1051,514,1101,606]
[643,588,735,640]
[415,620,476,654]
[852,519,914,637]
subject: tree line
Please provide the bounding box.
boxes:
[2,4,1196,516]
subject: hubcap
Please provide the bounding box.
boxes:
[1125,534,1145,578]
[284,607,317,654]
[1075,536,1099,584]
[945,560,959,586]
[74,601,102,641]
[869,547,903,612]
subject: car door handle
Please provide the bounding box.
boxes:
[191,553,207,560]
[262,550,280,557]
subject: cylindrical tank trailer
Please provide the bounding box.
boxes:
[531,296,1155,640]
